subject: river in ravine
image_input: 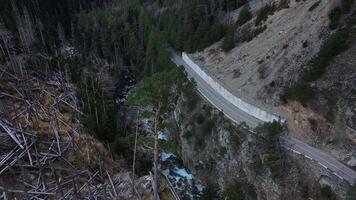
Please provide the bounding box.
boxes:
[116,70,204,199]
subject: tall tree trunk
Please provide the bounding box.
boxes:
[132,110,139,195]
[153,103,161,200]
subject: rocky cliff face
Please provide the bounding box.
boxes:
[172,84,327,199]
[282,44,356,169]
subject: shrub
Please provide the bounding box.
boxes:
[321,185,336,200]
[255,24,267,35]
[200,183,219,200]
[237,4,252,26]
[346,185,356,200]
[222,27,235,52]
[302,184,309,198]
[256,122,285,179]
[255,4,276,26]
[195,113,205,124]
[302,28,349,82]
[280,81,314,106]
[308,0,321,12]
[257,64,268,79]
[202,120,215,135]
[342,0,355,13]
[221,181,244,200]
[220,181,257,200]
[161,140,181,157]
[325,94,338,123]
[183,130,193,139]
[229,132,241,150]
[278,0,290,9]
[328,8,342,30]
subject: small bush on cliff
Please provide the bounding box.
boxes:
[255,24,267,35]
[200,183,219,200]
[280,81,314,107]
[202,119,215,135]
[195,112,205,124]
[278,0,290,9]
[222,27,235,52]
[342,0,355,13]
[220,180,257,200]
[347,185,356,200]
[221,181,245,200]
[255,3,276,26]
[321,185,336,200]
[237,4,252,26]
[328,8,342,30]
[182,79,200,111]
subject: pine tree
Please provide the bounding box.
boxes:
[222,27,235,52]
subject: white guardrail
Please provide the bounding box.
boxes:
[182,52,283,123]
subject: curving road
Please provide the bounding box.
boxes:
[169,50,356,185]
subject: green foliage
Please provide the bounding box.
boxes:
[278,0,290,9]
[341,0,355,13]
[229,132,241,149]
[195,113,205,124]
[256,122,285,179]
[303,28,349,82]
[325,94,338,123]
[127,70,175,111]
[258,121,284,138]
[220,181,257,200]
[200,183,219,200]
[237,4,252,26]
[202,120,215,135]
[222,27,235,52]
[302,184,309,198]
[227,122,241,151]
[160,139,181,158]
[158,1,230,52]
[255,24,267,35]
[281,10,356,105]
[114,136,132,159]
[183,130,193,139]
[321,185,336,200]
[182,80,200,111]
[77,77,117,142]
[255,3,276,26]
[308,0,321,11]
[329,8,342,30]
[74,0,176,76]
[347,185,356,200]
[221,181,244,200]
[280,81,314,106]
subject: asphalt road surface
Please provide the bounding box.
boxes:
[170,51,356,185]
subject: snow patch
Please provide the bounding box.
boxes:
[172,166,193,180]
[160,152,175,162]
[158,131,168,140]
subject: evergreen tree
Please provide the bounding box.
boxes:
[222,27,235,52]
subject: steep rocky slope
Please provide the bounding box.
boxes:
[188,0,356,169]
[191,0,336,108]
[282,43,356,168]
[171,79,341,199]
